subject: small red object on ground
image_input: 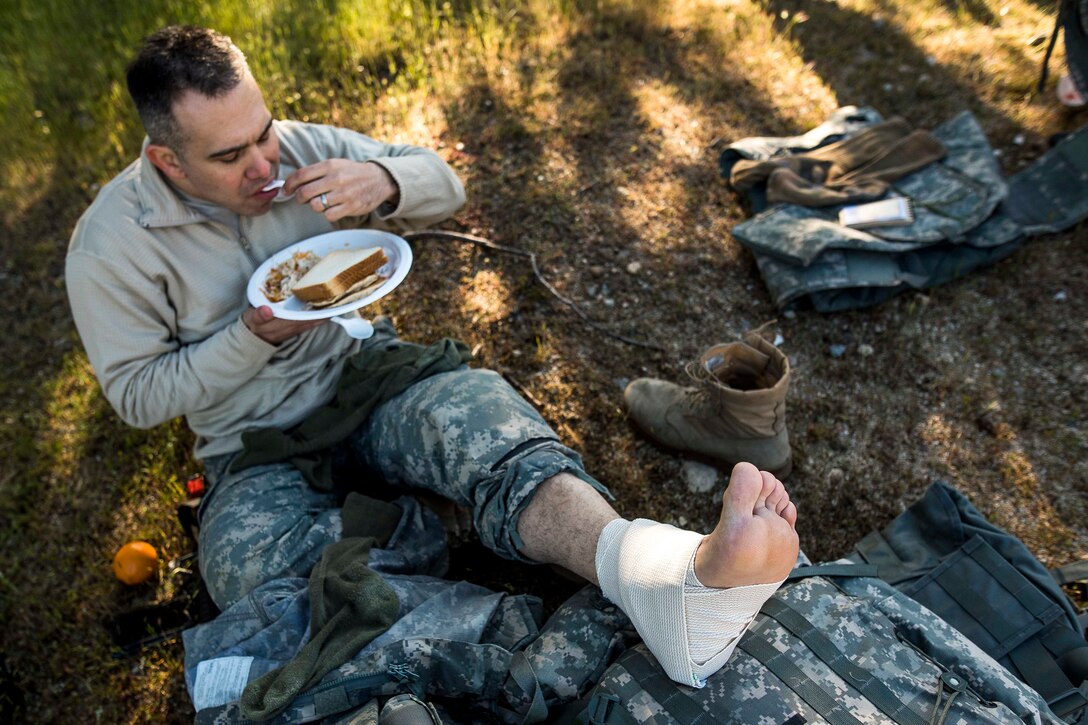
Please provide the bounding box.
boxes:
[186,473,206,497]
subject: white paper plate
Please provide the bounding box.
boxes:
[246,229,412,320]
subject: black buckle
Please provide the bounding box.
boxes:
[587,694,620,724]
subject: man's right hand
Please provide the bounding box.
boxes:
[242,306,328,345]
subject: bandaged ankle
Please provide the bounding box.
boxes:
[595,518,783,687]
[683,556,781,679]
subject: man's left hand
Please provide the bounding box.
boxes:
[285,160,400,223]
[243,306,328,345]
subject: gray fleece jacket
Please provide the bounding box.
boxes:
[66,120,465,458]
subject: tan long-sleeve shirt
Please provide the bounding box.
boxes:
[66,120,465,459]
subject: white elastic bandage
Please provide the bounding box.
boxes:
[595,518,783,687]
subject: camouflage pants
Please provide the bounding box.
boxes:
[198,366,610,611]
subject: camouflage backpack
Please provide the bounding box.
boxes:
[568,482,1088,725]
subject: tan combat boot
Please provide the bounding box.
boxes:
[623,325,792,476]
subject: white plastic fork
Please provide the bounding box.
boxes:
[331,314,375,339]
[261,179,294,202]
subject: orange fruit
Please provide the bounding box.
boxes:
[112,541,158,585]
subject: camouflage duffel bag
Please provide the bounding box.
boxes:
[573,568,1065,724]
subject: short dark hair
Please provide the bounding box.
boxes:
[126,26,248,152]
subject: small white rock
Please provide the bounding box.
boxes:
[1055,290,1067,301]
[626,261,642,274]
[858,343,874,357]
[682,460,720,493]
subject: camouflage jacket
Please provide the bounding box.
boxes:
[727,112,1088,312]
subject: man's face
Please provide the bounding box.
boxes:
[156,70,282,216]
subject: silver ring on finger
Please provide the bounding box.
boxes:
[319,192,331,211]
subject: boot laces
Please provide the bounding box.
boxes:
[684,358,718,386]
[682,361,733,416]
[686,357,740,394]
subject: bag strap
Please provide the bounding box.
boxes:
[583,692,635,725]
[621,649,726,724]
[787,563,881,580]
[581,649,728,725]
[761,598,930,725]
[1051,561,1088,587]
[922,537,1061,649]
[739,634,864,725]
[507,652,549,725]
[964,537,1059,623]
[1009,634,1088,718]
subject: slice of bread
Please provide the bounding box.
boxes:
[309,273,385,308]
[292,247,388,304]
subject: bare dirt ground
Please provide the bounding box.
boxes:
[397,6,1088,572]
[1,1,1086,722]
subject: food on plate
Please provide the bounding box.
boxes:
[309,273,386,308]
[263,250,319,302]
[261,246,391,309]
[292,247,389,306]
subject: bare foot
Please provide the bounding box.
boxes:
[693,462,799,588]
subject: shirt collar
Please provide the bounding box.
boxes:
[134,137,210,229]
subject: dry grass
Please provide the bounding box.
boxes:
[1,0,1086,721]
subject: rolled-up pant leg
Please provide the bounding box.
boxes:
[196,456,342,611]
[350,367,611,562]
